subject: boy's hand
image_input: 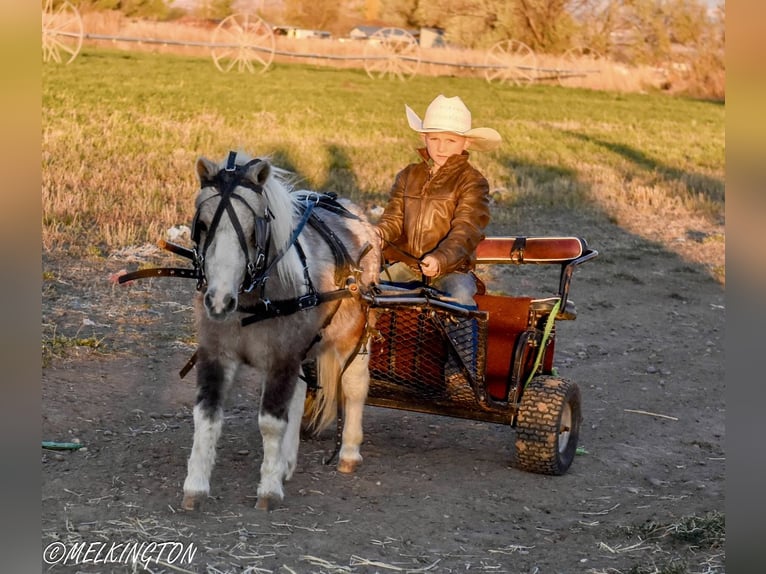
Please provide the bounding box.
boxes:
[420,255,440,277]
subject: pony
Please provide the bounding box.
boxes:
[181,151,380,511]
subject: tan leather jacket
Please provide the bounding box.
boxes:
[376,149,490,275]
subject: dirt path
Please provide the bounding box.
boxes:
[42,213,725,573]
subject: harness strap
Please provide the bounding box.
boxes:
[247,195,318,293]
[159,240,195,260]
[293,192,360,220]
[239,288,354,326]
[307,213,355,284]
[116,240,200,285]
[179,349,198,379]
[117,267,201,284]
[510,236,527,263]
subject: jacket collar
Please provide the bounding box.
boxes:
[416,148,470,174]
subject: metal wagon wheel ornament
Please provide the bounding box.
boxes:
[363,27,421,81]
[557,46,603,87]
[484,39,537,86]
[211,13,275,73]
[42,0,84,64]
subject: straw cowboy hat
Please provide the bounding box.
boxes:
[405,94,502,152]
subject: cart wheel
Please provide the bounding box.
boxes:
[557,46,603,86]
[211,13,275,73]
[363,27,420,81]
[514,376,581,475]
[42,0,83,65]
[484,39,537,86]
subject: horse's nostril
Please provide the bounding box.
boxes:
[203,290,235,318]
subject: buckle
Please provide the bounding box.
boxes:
[297,292,319,310]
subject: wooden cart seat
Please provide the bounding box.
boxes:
[476,236,584,264]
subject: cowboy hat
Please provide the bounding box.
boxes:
[405,94,501,152]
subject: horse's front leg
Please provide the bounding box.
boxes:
[338,345,370,474]
[181,354,238,510]
[256,363,301,510]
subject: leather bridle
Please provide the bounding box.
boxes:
[190,151,272,294]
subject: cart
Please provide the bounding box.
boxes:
[344,236,598,475]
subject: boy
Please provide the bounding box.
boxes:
[375,94,502,308]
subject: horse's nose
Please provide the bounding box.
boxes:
[222,293,236,314]
[203,289,237,319]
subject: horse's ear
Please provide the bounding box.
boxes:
[246,160,271,186]
[196,157,219,182]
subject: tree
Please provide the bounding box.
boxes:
[565,0,622,55]
[193,0,235,21]
[511,0,576,52]
[411,0,518,49]
[383,0,422,28]
[284,0,341,30]
[662,0,710,45]
[365,0,382,21]
[79,0,173,19]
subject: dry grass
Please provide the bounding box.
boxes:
[43,39,724,283]
[592,511,726,574]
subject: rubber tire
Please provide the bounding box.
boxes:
[513,376,581,475]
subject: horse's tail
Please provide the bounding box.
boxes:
[304,348,344,434]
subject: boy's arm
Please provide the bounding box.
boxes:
[429,174,490,274]
[375,167,409,243]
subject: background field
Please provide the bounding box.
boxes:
[42,47,724,281]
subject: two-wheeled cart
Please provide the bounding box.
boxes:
[361,236,598,475]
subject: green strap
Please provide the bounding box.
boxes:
[523,298,561,389]
[42,441,83,451]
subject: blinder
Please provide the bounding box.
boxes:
[191,151,271,293]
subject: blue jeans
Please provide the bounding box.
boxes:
[381,262,478,308]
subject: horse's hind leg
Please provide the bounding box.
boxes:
[182,355,237,510]
[338,345,370,474]
[256,363,301,510]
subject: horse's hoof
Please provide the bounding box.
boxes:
[255,495,278,511]
[337,458,360,474]
[181,492,205,511]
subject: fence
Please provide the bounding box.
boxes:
[43,3,604,87]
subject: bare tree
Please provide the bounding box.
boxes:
[511,0,576,52]
[567,0,622,55]
[284,0,340,30]
[382,0,422,28]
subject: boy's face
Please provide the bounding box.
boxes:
[423,133,468,167]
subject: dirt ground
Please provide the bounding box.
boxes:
[41,209,725,573]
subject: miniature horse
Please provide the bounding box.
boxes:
[181,152,380,511]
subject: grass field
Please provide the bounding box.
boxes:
[42,47,725,280]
